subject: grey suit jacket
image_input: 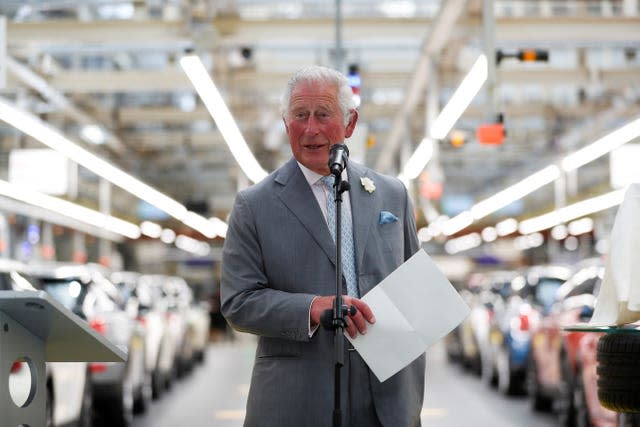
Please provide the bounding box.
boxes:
[221,157,425,427]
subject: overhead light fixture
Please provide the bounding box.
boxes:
[568,217,594,236]
[444,232,482,254]
[0,179,141,239]
[439,116,639,236]
[561,117,640,172]
[140,221,163,238]
[481,226,498,242]
[471,165,561,220]
[518,188,625,234]
[441,165,560,236]
[399,55,487,184]
[80,124,107,145]
[183,211,217,239]
[495,218,518,236]
[441,211,474,236]
[175,234,211,257]
[0,96,186,219]
[160,228,176,244]
[209,217,229,239]
[399,137,435,181]
[0,96,219,239]
[429,54,487,140]
[180,54,268,183]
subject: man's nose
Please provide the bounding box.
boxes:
[305,115,321,133]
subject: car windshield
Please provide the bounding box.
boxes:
[534,278,565,313]
[40,278,86,316]
[0,271,38,291]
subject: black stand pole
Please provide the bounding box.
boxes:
[320,173,351,427]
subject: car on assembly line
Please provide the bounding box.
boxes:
[1,259,92,427]
[174,277,211,364]
[30,262,147,427]
[111,270,167,400]
[485,264,572,395]
[161,275,199,375]
[138,273,186,391]
[460,269,517,385]
[527,258,620,427]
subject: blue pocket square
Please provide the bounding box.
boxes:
[379,211,398,225]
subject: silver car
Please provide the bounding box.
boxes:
[30,262,147,427]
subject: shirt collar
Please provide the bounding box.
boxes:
[296,161,348,186]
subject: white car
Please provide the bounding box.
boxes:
[47,362,93,427]
[112,271,165,401]
[187,300,211,363]
[30,262,147,427]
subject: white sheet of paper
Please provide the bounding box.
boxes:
[346,249,470,382]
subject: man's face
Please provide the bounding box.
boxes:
[284,81,357,175]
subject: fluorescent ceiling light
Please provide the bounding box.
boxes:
[481,226,497,242]
[0,96,219,239]
[440,165,559,236]
[175,234,211,257]
[209,217,229,239]
[0,96,186,219]
[438,117,637,236]
[180,54,268,183]
[399,137,435,181]
[399,55,487,184]
[568,217,594,236]
[140,221,163,238]
[429,55,487,140]
[160,228,176,244]
[561,117,640,172]
[471,165,561,220]
[495,218,518,236]
[0,179,141,239]
[80,124,107,145]
[444,232,482,254]
[183,211,217,239]
[518,188,625,234]
[441,211,473,236]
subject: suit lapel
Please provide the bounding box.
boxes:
[275,158,336,266]
[347,163,378,273]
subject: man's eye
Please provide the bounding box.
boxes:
[294,112,308,120]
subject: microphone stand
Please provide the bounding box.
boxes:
[321,171,351,427]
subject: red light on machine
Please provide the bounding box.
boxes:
[476,123,505,145]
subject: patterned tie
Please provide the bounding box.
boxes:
[321,176,359,297]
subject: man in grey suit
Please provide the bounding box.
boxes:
[221,65,425,427]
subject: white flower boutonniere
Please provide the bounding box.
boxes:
[360,177,376,193]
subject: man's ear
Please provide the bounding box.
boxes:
[344,109,358,138]
[283,117,289,134]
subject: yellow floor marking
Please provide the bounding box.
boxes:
[215,410,246,420]
[421,407,447,418]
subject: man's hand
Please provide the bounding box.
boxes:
[310,295,375,339]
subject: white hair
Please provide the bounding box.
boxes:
[280,65,356,126]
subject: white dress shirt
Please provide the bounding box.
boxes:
[296,161,354,337]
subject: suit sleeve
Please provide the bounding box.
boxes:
[220,191,316,342]
[401,182,420,260]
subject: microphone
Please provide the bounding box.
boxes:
[328,143,349,177]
